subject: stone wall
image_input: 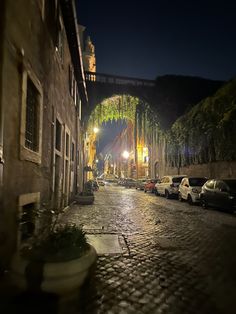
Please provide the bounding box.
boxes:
[0,0,84,267]
[162,161,236,179]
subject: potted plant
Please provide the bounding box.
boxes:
[10,208,97,296]
[75,181,95,205]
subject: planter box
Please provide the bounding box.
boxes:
[75,194,95,205]
[10,244,97,296]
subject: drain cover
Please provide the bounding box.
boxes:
[87,234,123,254]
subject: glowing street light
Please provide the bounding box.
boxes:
[122,150,130,159]
[93,127,99,134]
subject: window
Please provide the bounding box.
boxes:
[189,178,207,187]
[55,119,61,151]
[65,133,69,157]
[173,176,185,183]
[18,192,40,247]
[20,68,43,164]
[215,181,228,192]
[71,142,75,161]
[25,78,39,152]
[20,203,35,241]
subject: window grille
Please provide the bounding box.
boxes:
[25,78,39,151]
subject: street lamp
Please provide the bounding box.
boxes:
[122,150,129,159]
[93,127,99,134]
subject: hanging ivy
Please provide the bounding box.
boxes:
[87,79,236,169]
[164,79,236,167]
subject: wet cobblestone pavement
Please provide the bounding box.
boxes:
[1,184,236,314]
[59,184,236,314]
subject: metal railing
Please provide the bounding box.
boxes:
[85,71,155,87]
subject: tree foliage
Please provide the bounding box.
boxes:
[165,79,236,167]
[87,78,236,168]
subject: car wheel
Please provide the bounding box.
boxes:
[165,190,170,199]
[187,195,193,205]
[201,199,208,209]
[178,192,183,202]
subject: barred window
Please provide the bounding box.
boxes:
[25,78,39,152]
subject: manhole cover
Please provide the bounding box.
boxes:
[87,234,123,255]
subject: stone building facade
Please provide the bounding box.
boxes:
[0,0,87,268]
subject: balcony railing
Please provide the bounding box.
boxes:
[85,71,155,87]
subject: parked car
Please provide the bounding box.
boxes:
[144,179,160,193]
[178,177,208,204]
[135,179,147,190]
[124,178,137,188]
[200,179,236,212]
[155,175,186,198]
[97,178,105,186]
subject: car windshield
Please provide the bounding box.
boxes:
[172,177,185,183]
[224,180,236,192]
[189,178,207,186]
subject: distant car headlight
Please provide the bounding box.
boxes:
[192,188,199,193]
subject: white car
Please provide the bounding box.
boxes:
[178,177,208,204]
[97,179,105,186]
[155,175,186,198]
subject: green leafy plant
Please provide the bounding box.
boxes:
[21,224,89,262]
[20,201,89,262]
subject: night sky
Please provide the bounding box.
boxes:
[77,0,236,152]
[78,0,236,81]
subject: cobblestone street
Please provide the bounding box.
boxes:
[59,184,236,314]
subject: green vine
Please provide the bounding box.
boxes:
[87,79,236,168]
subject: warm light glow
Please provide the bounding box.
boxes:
[122,151,130,159]
[95,159,99,163]
[93,127,99,134]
